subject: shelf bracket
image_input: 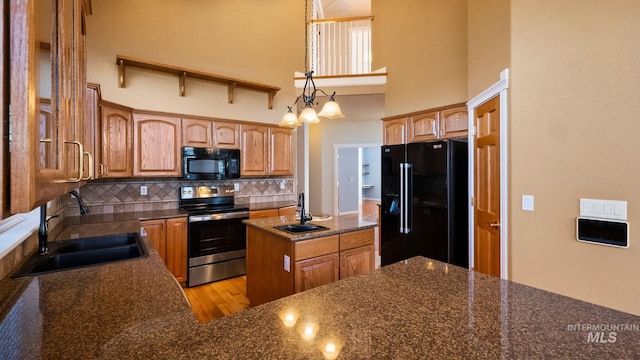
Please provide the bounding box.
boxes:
[227,81,236,104]
[118,59,126,88]
[268,90,276,110]
[179,72,187,97]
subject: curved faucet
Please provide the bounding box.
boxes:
[38,204,59,255]
[298,191,312,225]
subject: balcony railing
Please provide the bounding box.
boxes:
[309,16,373,77]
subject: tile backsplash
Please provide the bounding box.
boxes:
[65,177,296,216]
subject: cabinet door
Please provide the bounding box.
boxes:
[440,106,468,139]
[100,104,132,178]
[382,118,407,145]
[213,121,240,149]
[240,124,268,176]
[141,219,166,262]
[165,217,187,283]
[269,127,293,176]
[340,244,375,279]
[10,0,88,213]
[133,113,182,177]
[294,253,339,293]
[408,111,439,142]
[182,118,212,148]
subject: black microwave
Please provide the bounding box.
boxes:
[182,147,241,180]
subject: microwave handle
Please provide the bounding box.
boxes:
[224,155,230,177]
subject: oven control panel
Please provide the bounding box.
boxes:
[180,185,235,200]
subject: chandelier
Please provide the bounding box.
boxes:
[279,0,345,127]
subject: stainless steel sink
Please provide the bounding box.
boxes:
[274,223,329,234]
[12,233,147,277]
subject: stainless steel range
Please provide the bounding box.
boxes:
[179,185,249,287]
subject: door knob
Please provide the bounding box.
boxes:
[488,221,500,228]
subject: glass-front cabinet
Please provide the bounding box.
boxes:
[10,0,91,214]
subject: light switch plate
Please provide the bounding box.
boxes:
[140,185,148,196]
[580,198,627,221]
[522,195,534,211]
[234,183,239,191]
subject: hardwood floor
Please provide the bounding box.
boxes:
[182,276,250,323]
[362,199,379,223]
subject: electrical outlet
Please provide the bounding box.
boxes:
[140,185,148,196]
[234,183,239,191]
[47,201,51,209]
[284,255,291,272]
[140,227,147,236]
[280,180,286,190]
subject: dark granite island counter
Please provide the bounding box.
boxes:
[1,235,640,359]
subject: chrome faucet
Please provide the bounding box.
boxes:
[298,191,312,225]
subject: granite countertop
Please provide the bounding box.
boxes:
[243,214,377,241]
[1,215,639,358]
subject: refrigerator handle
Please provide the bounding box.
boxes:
[399,163,405,234]
[405,163,413,233]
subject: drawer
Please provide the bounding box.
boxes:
[294,235,339,261]
[339,228,374,251]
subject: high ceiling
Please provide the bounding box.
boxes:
[317,0,371,19]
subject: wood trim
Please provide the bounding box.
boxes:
[1,0,8,217]
[116,55,280,109]
[381,102,468,122]
[98,99,133,112]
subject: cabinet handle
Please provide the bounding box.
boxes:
[81,151,93,181]
[98,163,104,176]
[54,140,84,183]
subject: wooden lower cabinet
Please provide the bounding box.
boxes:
[340,244,375,280]
[294,253,339,292]
[249,209,279,219]
[141,217,187,283]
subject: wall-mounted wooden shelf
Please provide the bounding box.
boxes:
[116,55,281,109]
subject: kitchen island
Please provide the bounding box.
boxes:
[243,214,378,306]
[0,215,639,358]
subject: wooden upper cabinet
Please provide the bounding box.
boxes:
[408,111,439,143]
[240,124,268,176]
[383,103,468,146]
[10,0,90,213]
[440,106,468,139]
[382,118,407,145]
[269,127,293,176]
[99,102,132,178]
[214,121,240,149]
[133,113,182,177]
[182,118,212,148]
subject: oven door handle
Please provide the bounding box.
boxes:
[188,211,250,223]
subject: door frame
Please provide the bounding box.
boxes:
[467,69,510,279]
[333,143,381,216]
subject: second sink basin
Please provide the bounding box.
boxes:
[274,224,329,234]
[12,233,147,277]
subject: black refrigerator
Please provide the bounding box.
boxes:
[381,139,468,268]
